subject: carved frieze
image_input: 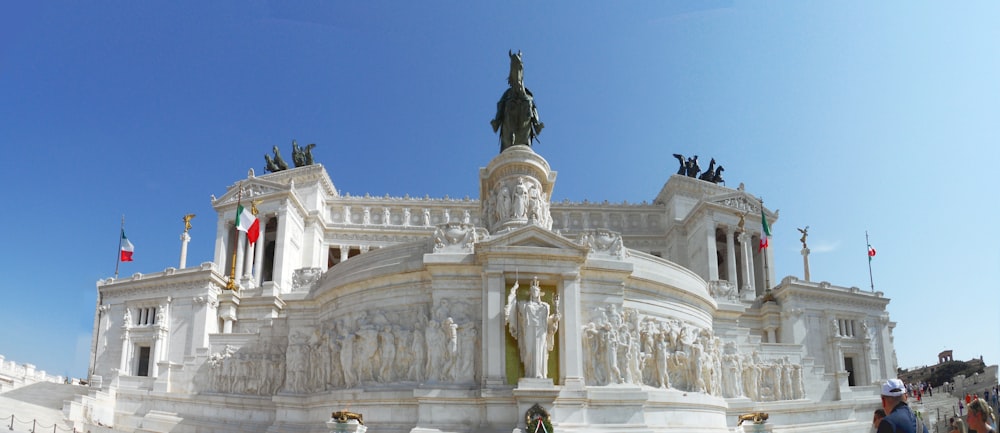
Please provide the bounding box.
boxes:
[577,229,626,259]
[432,223,489,253]
[292,267,324,291]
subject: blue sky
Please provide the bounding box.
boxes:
[1,2,997,380]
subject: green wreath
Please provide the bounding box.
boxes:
[526,415,553,433]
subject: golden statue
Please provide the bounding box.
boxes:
[737,412,769,426]
[250,199,263,216]
[183,214,196,233]
[331,411,364,425]
[737,212,747,233]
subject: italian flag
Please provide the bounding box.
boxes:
[120,230,135,262]
[868,245,876,261]
[759,209,771,251]
[236,204,260,244]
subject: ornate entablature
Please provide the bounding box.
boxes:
[710,192,761,215]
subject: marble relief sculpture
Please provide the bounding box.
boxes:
[579,306,805,401]
[201,301,479,395]
[504,277,561,379]
[484,177,551,230]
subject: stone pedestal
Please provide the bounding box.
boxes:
[512,378,559,432]
[326,419,366,433]
[479,145,557,234]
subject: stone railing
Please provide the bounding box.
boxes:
[0,354,65,392]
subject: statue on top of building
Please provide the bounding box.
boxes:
[491,50,544,153]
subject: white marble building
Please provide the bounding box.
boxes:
[74,145,897,433]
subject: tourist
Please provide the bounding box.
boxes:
[873,408,886,431]
[967,398,997,433]
[878,378,929,433]
[951,417,969,433]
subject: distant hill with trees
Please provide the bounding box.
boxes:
[899,358,986,387]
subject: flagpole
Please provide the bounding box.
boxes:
[226,183,243,291]
[761,198,771,291]
[866,231,875,292]
[114,215,124,279]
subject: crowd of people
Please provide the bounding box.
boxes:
[872,379,999,433]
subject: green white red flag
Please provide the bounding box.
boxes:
[236,204,260,244]
[868,245,876,261]
[120,229,135,262]
[758,209,771,251]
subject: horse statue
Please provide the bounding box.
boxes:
[264,145,289,173]
[711,165,724,184]
[491,50,544,153]
[699,158,717,181]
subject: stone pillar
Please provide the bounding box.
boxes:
[765,327,777,344]
[151,333,162,377]
[559,272,584,390]
[243,239,255,280]
[340,245,349,263]
[801,247,811,281]
[726,228,738,285]
[234,231,246,285]
[707,225,720,281]
[273,208,288,291]
[253,216,266,286]
[738,232,755,295]
[213,218,228,268]
[482,270,506,386]
[763,239,776,291]
[119,329,131,374]
[179,232,191,269]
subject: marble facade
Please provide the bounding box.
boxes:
[74,145,897,433]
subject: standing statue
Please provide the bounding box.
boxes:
[797,226,809,249]
[504,277,561,379]
[182,214,196,233]
[491,50,544,153]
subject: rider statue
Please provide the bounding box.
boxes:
[491,50,544,153]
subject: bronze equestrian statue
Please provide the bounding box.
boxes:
[492,50,544,153]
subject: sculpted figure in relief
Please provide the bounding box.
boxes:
[513,177,529,219]
[504,277,561,379]
[498,186,511,220]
